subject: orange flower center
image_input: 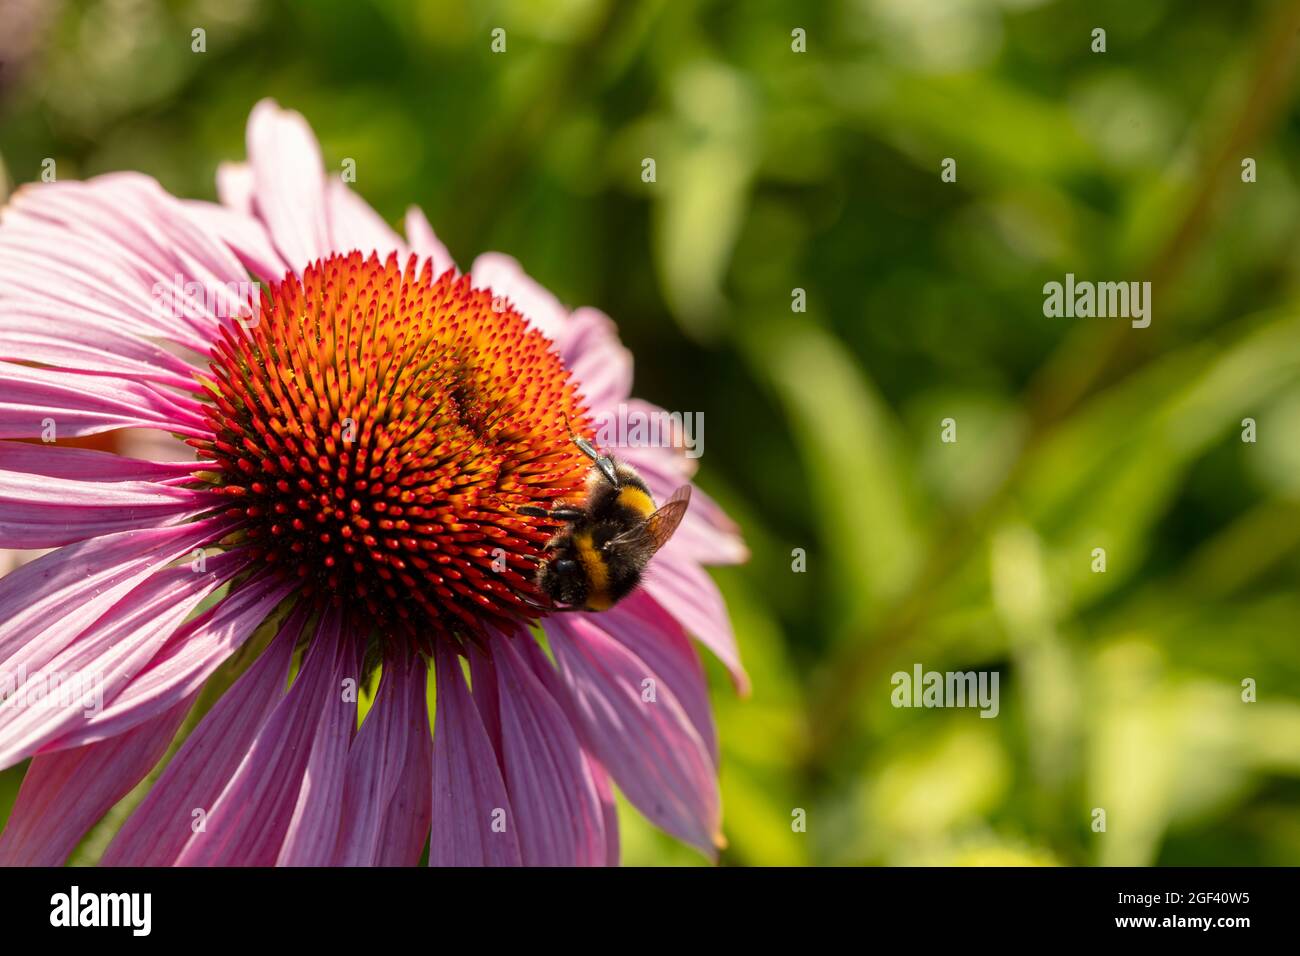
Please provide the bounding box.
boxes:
[193,251,590,642]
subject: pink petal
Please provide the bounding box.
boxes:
[516,636,621,865]
[335,653,432,867]
[80,174,251,313]
[372,671,434,867]
[545,614,721,856]
[181,198,289,284]
[429,645,521,866]
[666,480,749,564]
[590,759,620,867]
[404,207,457,278]
[0,308,201,390]
[4,174,252,347]
[55,569,295,748]
[0,294,185,361]
[0,549,246,770]
[177,609,350,866]
[245,99,331,270]
[0,516,239,687]
[0,694,193,866]
[595,590,718,765]
[469,252,567,341]
[0,470,216,549]
[0,440,199,482]
[0,231,195,347]
[102,606,305,866]
[277,617,361,866]
[600,399,697,477]
[556,307,632,412]
[327,180,406,259]
[642,554,750,695]
[0,361,209,439]
[215,162,255,214]
[468,646,503,756]
[492,632,607,866]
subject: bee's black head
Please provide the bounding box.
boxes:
[537,551,589,608]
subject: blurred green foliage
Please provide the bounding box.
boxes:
[2,0,1299,866]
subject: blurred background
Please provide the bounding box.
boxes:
[2,0,1300,866]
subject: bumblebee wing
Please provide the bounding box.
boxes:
[607,484,691,556]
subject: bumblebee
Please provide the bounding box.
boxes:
[519,434,691,612]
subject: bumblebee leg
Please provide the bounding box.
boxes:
[518,597,588,614]
[518,504,586,522]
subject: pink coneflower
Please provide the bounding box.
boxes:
[0,100,747,866]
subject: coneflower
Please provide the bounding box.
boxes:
[0,100,747,866]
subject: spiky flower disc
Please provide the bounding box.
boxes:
[192,251,591,640]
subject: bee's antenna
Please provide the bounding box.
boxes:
[562,411,619,488]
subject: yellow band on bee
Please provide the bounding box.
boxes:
[616,485,655,517]
[573,531,609,595]
[583,591,615,611]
